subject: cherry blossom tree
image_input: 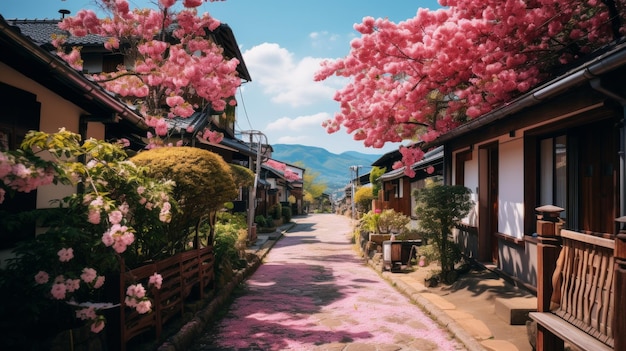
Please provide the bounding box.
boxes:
[54,0,239,148]
[315,0,625,172]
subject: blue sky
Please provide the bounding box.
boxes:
[0,0,442,155]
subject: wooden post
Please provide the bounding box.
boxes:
[614,217,626,351]
[534,205,565,351]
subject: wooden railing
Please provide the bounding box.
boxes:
[530,225,623,351]
[554,230,614,345]
[118,247,214,351]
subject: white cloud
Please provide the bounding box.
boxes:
[265,113,330,132]
[309,31,339,43]
[242,43,346,107]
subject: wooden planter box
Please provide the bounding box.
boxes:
[383,240,423,271]
[369,233,391,246]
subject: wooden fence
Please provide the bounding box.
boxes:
[118,247,215,351]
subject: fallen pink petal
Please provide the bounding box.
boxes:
[193,215,464,351]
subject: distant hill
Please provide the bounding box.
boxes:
[270,144,383,198]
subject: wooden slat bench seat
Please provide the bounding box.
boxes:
[531,229,615,351]
[530,312,612,351]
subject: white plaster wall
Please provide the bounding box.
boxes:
[498,137,525,239]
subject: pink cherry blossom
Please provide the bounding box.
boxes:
[126,283,147,299]
[93,276,106,289]
[135,300,152,314]
[108,210,123,225]
[159,0,176,8]
[124,295,137,308]
[315,1,623,167]
[76,306,97,321]
[51,283,67,300]
[65,278,81,293]
[57,248,74,262]
[55,0,242,146]
[91,319,105,333]
[87,209,101,224]
[34,271,49,285]
[201,129,224,144]
[118,201,129,215]
[149,273,163,289]
[101,223,135,253]
[183,0,203,8]
[159,206,171,223]
[81,268,98,284]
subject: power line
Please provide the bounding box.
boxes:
[237,88,253,132]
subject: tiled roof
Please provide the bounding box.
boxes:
[5,19,251,81]
[6,19,108,46]
[379,146,443,181]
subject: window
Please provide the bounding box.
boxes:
[396,179,403,198]
[455,149,472,186]
[535,119,619,234]
[539,135,568,221]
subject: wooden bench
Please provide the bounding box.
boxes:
[530,229,614,351]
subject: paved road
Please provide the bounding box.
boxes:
[191,214,467,351]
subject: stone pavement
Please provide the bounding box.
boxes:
[372,260,535,351]
[158,215,536,351]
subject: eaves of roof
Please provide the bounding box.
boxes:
[212,23,251,82]
[220,137,257,158]
[371,148,401,167]
[0,15,146,129]
[379,146,444,181]
[261,164,286,180]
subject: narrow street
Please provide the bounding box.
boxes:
[191,213,466,351]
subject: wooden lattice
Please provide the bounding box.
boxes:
[554,230,615,348]
[119,247,215,351]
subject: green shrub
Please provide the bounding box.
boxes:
[254,215,267,227]
[268,203,282,220]
[281,206,292,223]
[211,212,248,284]
[377,209,410,234]
[359,211,380,233]
[354,186,374,213]
[131,146,238,250]
[414,184,473,283]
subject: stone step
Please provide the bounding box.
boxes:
[494,296,537,325]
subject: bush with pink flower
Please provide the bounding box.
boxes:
[0,129,174,348]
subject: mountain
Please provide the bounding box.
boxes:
[270,144,384,197]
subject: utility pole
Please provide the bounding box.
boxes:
[349,165,362,223]
[241,130,267,244]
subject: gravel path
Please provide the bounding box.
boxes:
[191,214,466,351]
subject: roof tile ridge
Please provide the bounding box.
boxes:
[8,18,61,24]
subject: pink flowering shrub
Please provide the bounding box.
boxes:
[0,129,173,346]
